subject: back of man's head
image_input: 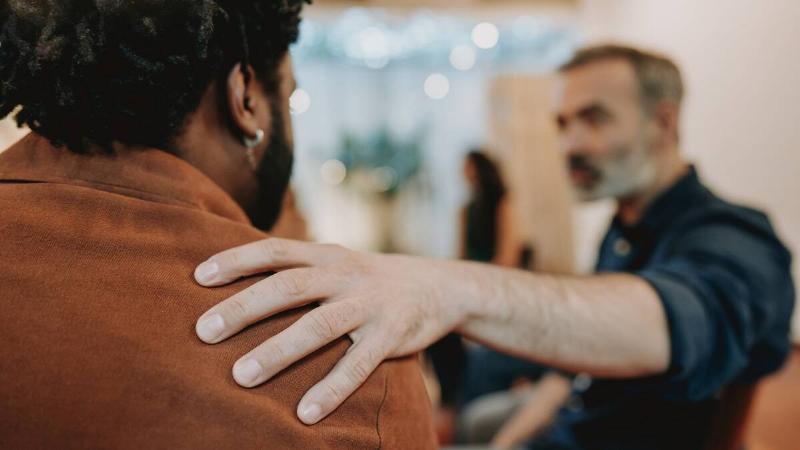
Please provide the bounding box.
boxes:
[0,0,307,154]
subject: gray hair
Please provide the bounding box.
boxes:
[559,44,685,114]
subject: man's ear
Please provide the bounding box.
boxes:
[651,100,680,146]
[225,63,268,143]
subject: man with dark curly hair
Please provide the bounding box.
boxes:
[0,1,436,448]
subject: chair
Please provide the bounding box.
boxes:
[703,383,759,450]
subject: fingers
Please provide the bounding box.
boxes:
[195,238,346,286]
[230,302,364,388]
[196,268,331,344]
[296,335,389,425]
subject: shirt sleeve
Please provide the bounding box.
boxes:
[636,215,794,402]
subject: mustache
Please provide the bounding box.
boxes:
[568,155,600,177]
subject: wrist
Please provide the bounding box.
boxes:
[444,259,491,329]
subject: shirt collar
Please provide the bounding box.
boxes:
[0,133,250,224]
[612,166,711,241]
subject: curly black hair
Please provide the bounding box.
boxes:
[0,0,308,153]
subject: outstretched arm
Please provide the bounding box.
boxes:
[193,238,670,424]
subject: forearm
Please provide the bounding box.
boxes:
[491,373,572,450]
[193,238,673,424]
[450,261,671,378]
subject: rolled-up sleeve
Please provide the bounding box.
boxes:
[636,218,794,402]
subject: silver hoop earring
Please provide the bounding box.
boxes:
[243,129,264,170]
[243,129,265,149]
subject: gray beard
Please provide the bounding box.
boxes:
[575,142,658,202]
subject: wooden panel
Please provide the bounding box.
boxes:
[488,75,575,274]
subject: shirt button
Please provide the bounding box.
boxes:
[614,237,632,256]
[572,373,593,392]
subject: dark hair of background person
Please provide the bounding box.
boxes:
[427,151,509,413]
[559,44,684,115]
[465,150,507,263]
[0,0,308,154]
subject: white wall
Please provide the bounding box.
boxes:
[578,0,800,339]
[0,119,27,151]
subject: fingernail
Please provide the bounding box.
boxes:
[195,261,219,284]
[196,314,225,342]
[233,359,263,386]
[299,403,322,424]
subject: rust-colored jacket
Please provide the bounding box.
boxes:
[0,134,436,449]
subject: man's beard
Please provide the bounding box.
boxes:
[569,139,657,202]
[246,105,294,231]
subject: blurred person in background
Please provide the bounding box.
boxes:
[193,44,795,450]
[429,149,526,443]
[0,1,435,447]
[460,150,522,267]
[453,150,552,444]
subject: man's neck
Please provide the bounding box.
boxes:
[616,152,689,226]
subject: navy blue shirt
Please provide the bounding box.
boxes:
[542,167,795,450]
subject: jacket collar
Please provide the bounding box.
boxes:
[0,133,250,224]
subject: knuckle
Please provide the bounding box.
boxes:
[365,345,385,366]
[271,271,310,298]
[334,301,361,321]
[322,382,345,405]
[340,254,368,278]
[347,357,373,384]
[226,295,252,322]
[322,243,345,253]
[307,310,339,342]
[259,342,288,366]
[215,250,239,272]
[260,238,288,262]
[324,243,352,263]
[385,306,422,343]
